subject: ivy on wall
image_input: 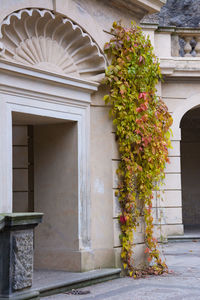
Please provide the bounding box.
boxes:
[103,22,173,277]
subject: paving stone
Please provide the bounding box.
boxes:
[43,241,200,299]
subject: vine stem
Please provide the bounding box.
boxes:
[103,29,116,36]
[103,21,172,278]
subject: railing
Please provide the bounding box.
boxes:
[172,28,200,57]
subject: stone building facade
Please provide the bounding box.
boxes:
[2,0,200,280]
[0,0,165,275]
[142,0,200,238]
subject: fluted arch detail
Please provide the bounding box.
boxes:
[0,8,107,82]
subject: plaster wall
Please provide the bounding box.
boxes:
[91,86,146,268]
[12,118,88,271]
[155,32,172,57]
[137,25,183,237]
[142,23,200,237]
[34,122,80,271]
[155,80,200,237]
[0,0,165,271]
[90,95,115,268]
[142,19,200,237]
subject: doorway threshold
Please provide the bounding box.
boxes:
[33,268,121,298]
[168,227,200,242]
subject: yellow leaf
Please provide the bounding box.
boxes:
[123,263,127,269]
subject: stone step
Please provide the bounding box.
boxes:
[168,233,200,242]
[33,268,121,298]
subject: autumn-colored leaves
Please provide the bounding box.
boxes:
[103,22,172,277]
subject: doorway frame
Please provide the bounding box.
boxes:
[0,59,98,252]
[170,92,200,235]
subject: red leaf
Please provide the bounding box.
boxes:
[136,107,142,113]
[147,257,152,262]
[135,129,141,135]
[120,215,127,225]
[139,92,147,100]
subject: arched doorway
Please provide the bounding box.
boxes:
[181,106,200,233]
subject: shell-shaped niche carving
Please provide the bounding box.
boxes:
[0,9,106,81]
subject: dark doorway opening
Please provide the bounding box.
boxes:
[181,107,200,234]
[12,125,34,213]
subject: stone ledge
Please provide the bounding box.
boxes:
[132,0,166,13]
[168,235,200,242]
[0,213,43,228]
[0,290,39,300]
[35,269,121,298]
[160,57,200,77]
[0,216,5,231]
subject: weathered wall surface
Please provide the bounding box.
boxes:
[91,85,147,268]
[2,0,164,271]
[142,0,200,237]
[159,80,200,236]
[90,87,115,268]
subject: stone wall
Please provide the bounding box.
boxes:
[157,79,200,236]
[12,126,29,213]
[0,0,164,272]
[91,85,146,268]
[141,15,200,237]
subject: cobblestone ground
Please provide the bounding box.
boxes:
[43,241,200,300]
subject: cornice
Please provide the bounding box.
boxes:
[133,0,166,13]
[0,59,98,92]
[160,57,200,79]
[110,0,165,20]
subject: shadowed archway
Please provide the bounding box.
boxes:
[181,106,200,232]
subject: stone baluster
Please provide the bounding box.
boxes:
[195,36,200,57]
[183,36,192,57]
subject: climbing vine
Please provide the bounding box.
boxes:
[103,22,173,277]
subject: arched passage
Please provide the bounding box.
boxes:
[181,106,200,231]
[168,93,200,236]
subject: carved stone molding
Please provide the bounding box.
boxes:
[0,213,42,299]
[0,9,106,81]
[12,231,33,291]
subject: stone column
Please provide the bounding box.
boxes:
[0,213,43,300]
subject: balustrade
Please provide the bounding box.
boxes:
[172,29,200,57]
